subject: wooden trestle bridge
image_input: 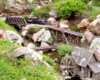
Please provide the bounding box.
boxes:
[5,14,100,47]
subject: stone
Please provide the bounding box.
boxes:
[38,30,53,44]
[21,78,27,80]
[0,30,6,39]
[47,17,59,27]
[59,20,70,29]
[5,30,23,45]
[5,3,24,15]
[41,42,50,47]
[27,43,36,49]
[94,21,100,35]
[0,17,6,22]
[38,51,43,54]
[21,31,28,36]
[89,38,100,51]
[96,15,100,20]
[13,47,43,62]
[49,8,61,19]
[95,47,100,62]
[0,2,3,13]
[88,19,100,33]
[78,19,89,33]
[32,28,46,42]
[84,31,94,43]
[35,6,41,10]
[0,13,7,17]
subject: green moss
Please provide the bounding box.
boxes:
[70,25,79,32]
[58,44,73,60]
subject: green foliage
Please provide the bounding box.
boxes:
[22,15,28,18]
[70,25,79,32]
[32,4,51,18]
[2,0,7,6]
[92,0,100,6]
[27,26,42,35]
[31,4,37,12]
[0,19,17,32]
[88,6,100,22]
[81,0,89,4]
[55,0,87,19]
[0,39,18,52]
[58,44,73,60]
[42,55,56,68]
[0,53,57,80]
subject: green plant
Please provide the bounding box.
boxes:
[31,4,37,12]
[0,19,17,32]
[81,0,89,4]
[2,0,7,6]
[27,26,42,35]
[55,0,87,19]
[70,25,79,32]
[0,39,19,52]
[88,6,100,22]
[92,0,100,6]
[32,4,51,18]
[58,44,73,60]
[22,15,28,18]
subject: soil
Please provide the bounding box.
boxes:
[68,11,91,27]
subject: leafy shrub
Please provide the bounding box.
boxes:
[58,44,73,60]
[70,25,79,32]
[55,0,87,19]
[32,4,51,18]
[92,0,100,6]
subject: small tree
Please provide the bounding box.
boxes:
[55,0,87,19]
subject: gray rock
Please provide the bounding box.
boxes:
[32,28,46,42]
[13,47,43,62]
[49,8,61,19]
[21,31,28,37]
[43,61,52,68]
[41,42,50,47]
[47,17,59,27]
[5,30,23,45]
[38,30,53,44]
[89,38,100,51]
[27,43,36,49]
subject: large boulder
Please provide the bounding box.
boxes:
[89,38,100,51]
[38,30,53,44]
[13,47,43,62]
[5,3,24,15]
[78,19,89,33]
[5,30,23,45]
[0,30,6,39]
[47,17,59,27]
[88,17,100,35]
[27,43,36,49]
[41,42,50,47]
[32,28,46,42]
[59,20,70,29]
[95,47,100,62]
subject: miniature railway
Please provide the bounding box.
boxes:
[5,14,100,46]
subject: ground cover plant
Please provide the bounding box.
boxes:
[0,19,17,32]
[58,44,73,60]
